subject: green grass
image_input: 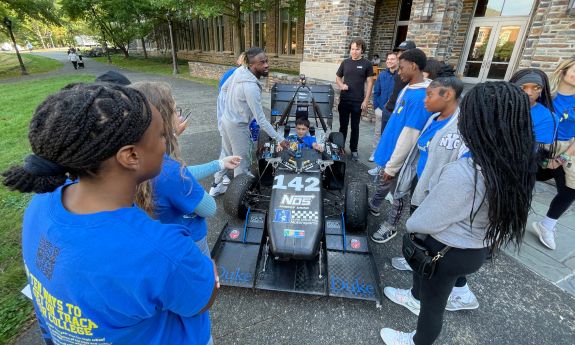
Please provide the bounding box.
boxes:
[94,54,220,88]
[0,74,94,345]
[0,53,62,80]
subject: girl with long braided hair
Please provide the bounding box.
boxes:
[2,83,219,345]
[532,57,575,250]
[379,82,537,345]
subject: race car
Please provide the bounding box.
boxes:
[211,79,382,305]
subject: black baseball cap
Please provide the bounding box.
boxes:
[394,40,416,52]
[95,71,131,85]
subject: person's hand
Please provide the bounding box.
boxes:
[341,84,349,91]
[313,143,324,152]
[212,260,220,289]
[382,171,395,181]
[276,145,284,152]
[279,139,289,148]
[176,117,188,136]
[361,100,369,111]
[221,156,241,169]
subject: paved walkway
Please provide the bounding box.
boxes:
[13,51,575,345]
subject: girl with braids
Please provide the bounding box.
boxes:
[130,81,241,257]
[532,57,575,250]
[380,82,537,345]
[2,84,219,345]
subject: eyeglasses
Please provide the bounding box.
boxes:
[176,107,192,121]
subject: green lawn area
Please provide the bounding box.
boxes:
[94,54,220,88]
[0,53,62,80]
[0,74,94,345]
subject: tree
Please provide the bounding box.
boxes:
[61,0,153,58]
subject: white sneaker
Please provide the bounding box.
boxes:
[383,287,420,316]
[222,175,231,186]
[209,182,228,197]
[445,290,479,311]
[380,328,415,345]
[368,166,381,176]
[532,221,556,250]
[391,257,412,271]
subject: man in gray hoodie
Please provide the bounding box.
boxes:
[211,47,288,196]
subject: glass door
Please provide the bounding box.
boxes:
[459,19,527,83]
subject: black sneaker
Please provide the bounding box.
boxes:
[351,152,359,161]
[371,224,397,243]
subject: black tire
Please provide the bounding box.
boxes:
[344,182,368,231]
[224,174,257,219]
[329,132,345,149]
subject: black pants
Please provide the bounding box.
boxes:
[409,236,488,345]
[338,100,362,152]
[380,107,392,134]
[71,61,78,70]
[537,166,575,219]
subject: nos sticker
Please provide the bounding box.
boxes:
[350,238,361,249]
[284,229,305,238]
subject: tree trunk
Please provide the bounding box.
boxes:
[119,45,129,58]
[8,26,28,75]
[141,37,148,58]
[33,24,47,49]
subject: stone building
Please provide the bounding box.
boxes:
[145,0,575,83]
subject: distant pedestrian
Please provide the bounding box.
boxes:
[336,37,374,161]
[68,51,79,70]
[371,54,381,66]
[380,81,537,345]
[532,57,575,250]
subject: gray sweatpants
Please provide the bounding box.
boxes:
[213,120,253,183]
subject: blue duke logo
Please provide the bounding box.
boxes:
[330,276,375,297]
[219,265,252,283]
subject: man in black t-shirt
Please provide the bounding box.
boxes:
[336,38,374,161]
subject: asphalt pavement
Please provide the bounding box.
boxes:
[11,51,575,345]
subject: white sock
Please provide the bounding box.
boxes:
[451,283,471,298]
[541,217,557,230]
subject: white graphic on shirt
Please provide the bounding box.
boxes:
[438,133,461,150]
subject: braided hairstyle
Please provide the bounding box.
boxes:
[2,83,152,193]
[459,82,537,251]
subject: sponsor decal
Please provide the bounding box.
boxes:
[350,238,361,249]
[280,194,315,207]
[290,210,319,225]
[330,276,375,297]
[326,220,340,229]
[249,214,265,224]
[273,209,292,223]
[229,229,240,240]
[283,229,305,238]
[219,265,252,283]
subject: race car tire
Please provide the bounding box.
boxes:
[328,132,345,149]
[344,181,368,231]
[224,173,257,219]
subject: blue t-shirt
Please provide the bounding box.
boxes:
[22,183,214,345]
[153,155,207,242]
[373,86,432,167]
[416,115,452,177]
[553,93,575,140]
[530,102,557,144]
[286,134,317,149]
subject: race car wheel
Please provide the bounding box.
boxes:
[328,132,345,149]
[344,182,368,231]
[224,173,257,219]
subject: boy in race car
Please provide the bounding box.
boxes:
[277,118,324,152]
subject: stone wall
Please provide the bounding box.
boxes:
[181,51,301,71]
[519,0,575,73]
[370,0,401,57]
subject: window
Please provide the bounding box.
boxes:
[474,0,534,17]
[280,8,298,55]
[200,19,210,51]
[252,11,267,50]
[395,0,412,48]
[215,16,224,51]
